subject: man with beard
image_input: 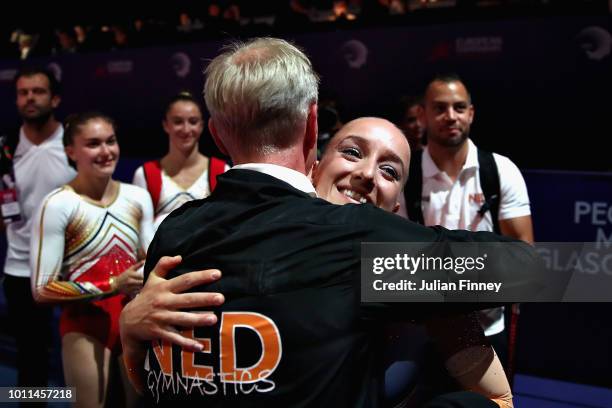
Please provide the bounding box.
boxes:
[404,73,533,374]
[2,67,75,392]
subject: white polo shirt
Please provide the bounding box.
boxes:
[421,139,531,335]
[4,125,76,278]
[422,139,530,231]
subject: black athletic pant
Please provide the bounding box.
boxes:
[3,274,53,390]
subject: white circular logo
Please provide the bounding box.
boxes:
[576,26,612,61]
[47,62,63,82]
[171,52,191,78]
[341,40,368,69]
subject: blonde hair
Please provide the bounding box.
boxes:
[204,37,319,154]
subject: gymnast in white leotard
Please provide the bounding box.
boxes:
[30,112,154,408]
[132,91,228,230]
[31,182,153,303]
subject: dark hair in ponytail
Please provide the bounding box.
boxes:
[164,90,203,118]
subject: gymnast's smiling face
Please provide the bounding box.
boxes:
[313,117,410,213]
[163,100,203,155]
[66,118,119,179]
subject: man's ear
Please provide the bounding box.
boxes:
[51,94,61,110]
[417,102,427,127]
[468,104,475,125]
[392,202,400,214]
[308,159,319,184]
[305,103,318,151]
[304,103,318,170]
[65,145,75,163]
[416,104,425,127]
[208,118,228,156]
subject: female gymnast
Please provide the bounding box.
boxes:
[132,91,228,230]
[30,111,155,407]
[313,117,512,407]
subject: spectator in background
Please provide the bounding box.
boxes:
[282,0,312,26]
[397,94,425,152]
[2,67,76,397]
[383,0,407,15]
[18,33,37,60]
[176,11,204,42]
[178,11,204,33]
[130,18,153,48]
[54,27,78,54]
[223,1,242,24]
[207,1,223,20]
[10,30,40,60]
[202,1,224,36]
[111,25,130,50]
[72,25,96,52]
[405,73,533,377]
[316,92,344,157]
[201,0,241,35]
[331,0,358,21]
[74,25,87,47]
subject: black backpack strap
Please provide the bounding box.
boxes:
[404,149,424,224]
[477,149,501,235]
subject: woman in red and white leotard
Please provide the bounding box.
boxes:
[30,112,154,408]
[132,91,229,230]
